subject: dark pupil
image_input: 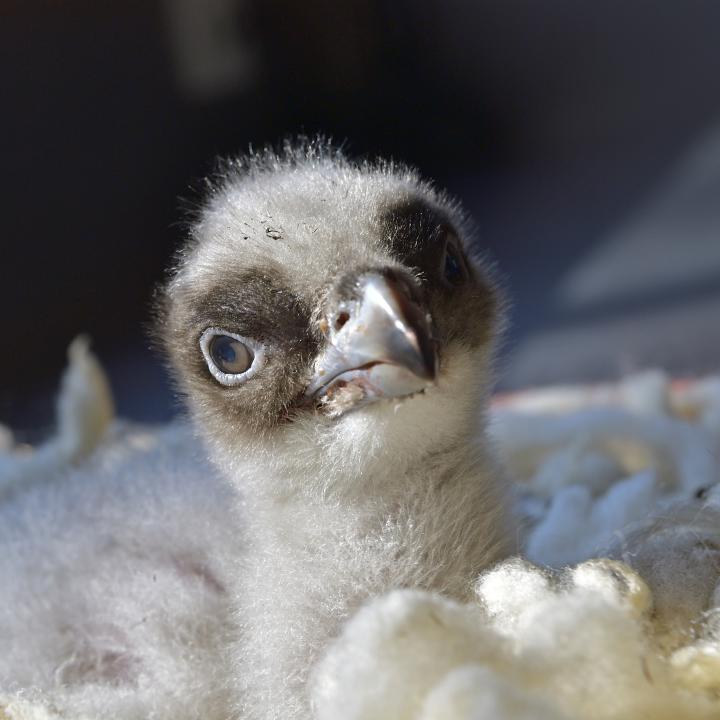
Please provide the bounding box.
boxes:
[444,246,463,284]
[214,337,237,365]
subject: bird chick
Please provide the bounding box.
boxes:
[158,139,515,720]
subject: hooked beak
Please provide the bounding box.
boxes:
[306,273,438,410]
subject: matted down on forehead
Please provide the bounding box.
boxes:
[179,155,450,297]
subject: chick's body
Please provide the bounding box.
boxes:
[160,141,514,718]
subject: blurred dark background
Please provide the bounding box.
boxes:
[3,0,720,439]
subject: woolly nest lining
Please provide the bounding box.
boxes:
[2,340,720,720]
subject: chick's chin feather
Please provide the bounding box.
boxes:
[224,349,513,720]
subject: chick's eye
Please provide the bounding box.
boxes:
[200,328,264,386]
[441,235,468,286]
[210,335,252,374]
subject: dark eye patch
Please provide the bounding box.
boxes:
[441,231,469,287]
[381,198,442,259]
[191,271,310,343]
[379,198,469,290]
[180,268,318,389]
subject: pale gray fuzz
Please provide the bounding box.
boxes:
[158,138,515,720]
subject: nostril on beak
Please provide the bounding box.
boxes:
[335,311,350,331]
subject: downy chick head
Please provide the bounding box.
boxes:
[158,140,502,494]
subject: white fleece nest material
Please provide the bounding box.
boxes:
[2,347,720,719]
[0,337,113,505]
[312,371,720,720]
